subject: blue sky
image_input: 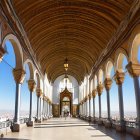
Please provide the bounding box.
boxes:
[0,40,37,115]
[0,40,139,117]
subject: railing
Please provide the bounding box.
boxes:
[125,121,136,128]
[0,118,29,130]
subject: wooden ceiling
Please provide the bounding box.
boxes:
[12,0,133,83]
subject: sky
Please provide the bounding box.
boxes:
[0,40,139,117]
[0,40,37,115]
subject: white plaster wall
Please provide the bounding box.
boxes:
[52,75,79,104]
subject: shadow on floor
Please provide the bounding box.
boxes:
[35,122,92,126]
[0,138,29,140]
[34,124,90,128]
[89,125,139,140]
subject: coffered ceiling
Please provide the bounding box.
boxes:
[12,0,133,83]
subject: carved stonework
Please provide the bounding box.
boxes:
[28,79,36,92]
[0,47,6,62]
[97,84,103,96]
[114,71,125,85]
[12,68,26,84]
[92,89,97,98]
[36,88,42,97]
[104,78,112,90]
[126,62,140,77]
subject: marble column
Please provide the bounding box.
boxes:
[27,79,36,126]
[97,84,103,125]
[114,71,125,132]
[36,88,42,123]
[92,89,96,122]
[88,94,91,121]
[104,78,112,128]
[126,62,140,137]
[11,68,25,132]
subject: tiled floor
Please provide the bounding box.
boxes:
[2,118,139,140]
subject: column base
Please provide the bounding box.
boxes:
[91,117,96,123]
[116,124,126,132]
[133,128,140,137]
[26,121,33,127]
[104,120,112,128]
[98,119,103,125]
[10,123,20,132]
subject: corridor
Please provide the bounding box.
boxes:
[3,118,138,140]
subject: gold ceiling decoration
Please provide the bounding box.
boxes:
[12,0,133,83]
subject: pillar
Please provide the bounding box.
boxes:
[11,68,25,132]
[88,94,91,121]
[36,88,42,123]
[27,79,36,126]
[114,71,125,132]
[97,83,103,125]
[126,62,140,137]
[92,89,96,123]
[104,78,112,128]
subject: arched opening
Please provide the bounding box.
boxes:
[0,40,16,120]
[20,64,30,117]
[116,52,136,121]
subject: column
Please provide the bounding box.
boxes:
[88,94,91,121]
[36,88,42,122]
[97,83,103,124]
[87,96,89,117]
[104,78,112,128]
[114,71,125,131]
[27,79,36,126]
[11,68,25,132]
[42,96,45,119]
[126,62,140,136]
[92,89,96,122]
[47,100,50,118]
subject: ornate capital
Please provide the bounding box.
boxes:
[12,68,26,84]
[104,78,112,90]
[88,94,92,100]
[114,71,125,85]
[126,62,140,77]
[0,47,6,62]
[97,84,103,96]
[36,88,42,97]
[28,79,36,92]
[92,89,97,98]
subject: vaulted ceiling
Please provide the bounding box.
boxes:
[12,0,133,83]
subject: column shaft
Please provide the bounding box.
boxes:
[133,77,140,128]
[118,84,124,124]
[99,95,101,118]
[106,89,111,120]
[14,83,21,123]
[29,91,33,121]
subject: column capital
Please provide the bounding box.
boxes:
[97,84,104,96]
[88,94,92,100]
[0,47,6,62]
[12,68,26,84]
[104,78,112,90]
[114,71,125,85]
[126,62,140,77]
[28,79,36,92]
[92,89,97,98]
[36,88,42,97]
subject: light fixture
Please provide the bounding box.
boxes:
[64,58,68,71]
